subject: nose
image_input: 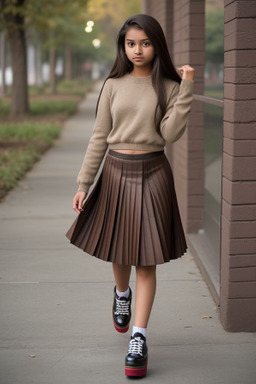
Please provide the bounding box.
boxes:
[135,44,142,55]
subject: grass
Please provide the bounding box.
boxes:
[0,79,94,119]
[204,85,224,100]
[0,100,78,118]
[30,100,77,115]
[0,101,10,117]
[0,79,95,200]
[0,123,61,199]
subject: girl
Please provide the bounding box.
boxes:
[66,14,194,377]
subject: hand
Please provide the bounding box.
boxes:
[73,191,87,214]
[178,65,195,81]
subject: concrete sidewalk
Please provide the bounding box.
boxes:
[0,85,255,384]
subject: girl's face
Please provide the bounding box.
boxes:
[125,27,155,74]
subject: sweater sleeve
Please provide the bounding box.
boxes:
[160,79,193,143]
[77,81,112,193]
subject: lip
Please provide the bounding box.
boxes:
[134,57,143,61]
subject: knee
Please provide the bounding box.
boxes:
[136,265,156,279]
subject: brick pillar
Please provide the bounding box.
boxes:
[143,0,205,234]
[170,0,205,233]
[220,0,256,331]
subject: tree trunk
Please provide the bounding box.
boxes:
[0,32,6,98]
[35,40,43,87]
[2,0,29,116]
[64,43,72,81]
[8,28,29,116]
[49,30,56,94]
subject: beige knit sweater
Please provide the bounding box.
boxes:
[77,73,193,193]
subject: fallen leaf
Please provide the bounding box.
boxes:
[28,354,36,358]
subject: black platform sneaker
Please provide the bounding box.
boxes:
[112,286,132,333]
[125,332,148,377]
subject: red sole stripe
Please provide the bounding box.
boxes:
[113,319,129,333]
[125,359,148,377]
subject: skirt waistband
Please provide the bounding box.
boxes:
[108,150,164,160]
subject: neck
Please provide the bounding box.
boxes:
[130,66,152,78]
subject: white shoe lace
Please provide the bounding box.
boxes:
[127,336,144,356]
[114,297,130,316]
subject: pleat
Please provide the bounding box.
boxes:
[94,155,122,260]
[108,159,142,265]
[66,151,187,266]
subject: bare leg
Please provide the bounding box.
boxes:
[134,266,156,328]
[112,263,132,292]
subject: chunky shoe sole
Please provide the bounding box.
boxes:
[112,318,129,333]
[125,357,148,377]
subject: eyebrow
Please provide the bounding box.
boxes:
[126,38,150,42]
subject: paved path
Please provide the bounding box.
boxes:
[0,85,255,384]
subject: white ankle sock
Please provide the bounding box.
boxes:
[116,287,130,299]
[132,326,146,338]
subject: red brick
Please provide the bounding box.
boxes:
[224,99,256,123]
[224,1,256,23]
[191,65,204,79]
[223,215,256,238]
[189,26,205,39]
[224,0,235,7]
[229,254,256,268]
[187,115,204,128]
[223,137,256,156]
[230,267,256,282]
[188,51,204,64]
[224,19,256,50]
[224,84,256,100]
[223,121,256,140]
[229,238,256,255]
[224,68,256,84]
[220,298,256,332]
[187,179,204,194]
[190,39,204,51]
[191,101,204,112]
[187,207,204,220]
[189,14,204,26]
[229,281,256,298]
[222,200,256,221]
[223,153,256,181]
[222,178,256,204]
[186,219,203,233]
[224,50,256,68]
[188,194,204,207]
[189,1,204,14]
[182,139,204,152]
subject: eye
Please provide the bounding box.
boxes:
[143,41,151,47]
[127,42,135,47]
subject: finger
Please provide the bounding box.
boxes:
[73,199,80,214]
[78,196,84,212]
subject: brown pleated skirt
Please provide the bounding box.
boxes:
[66,150,187,266]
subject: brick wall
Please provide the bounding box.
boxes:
[144,0,205,233]
[171,0,205,233]
[142,0,174,56]
[220,0,256,331]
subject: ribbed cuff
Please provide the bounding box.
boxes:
[77,184,90,193]
[179,79,194,94]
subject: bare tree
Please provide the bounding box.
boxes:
[1,0,29,115]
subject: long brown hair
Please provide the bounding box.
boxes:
[96,14,181,126]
